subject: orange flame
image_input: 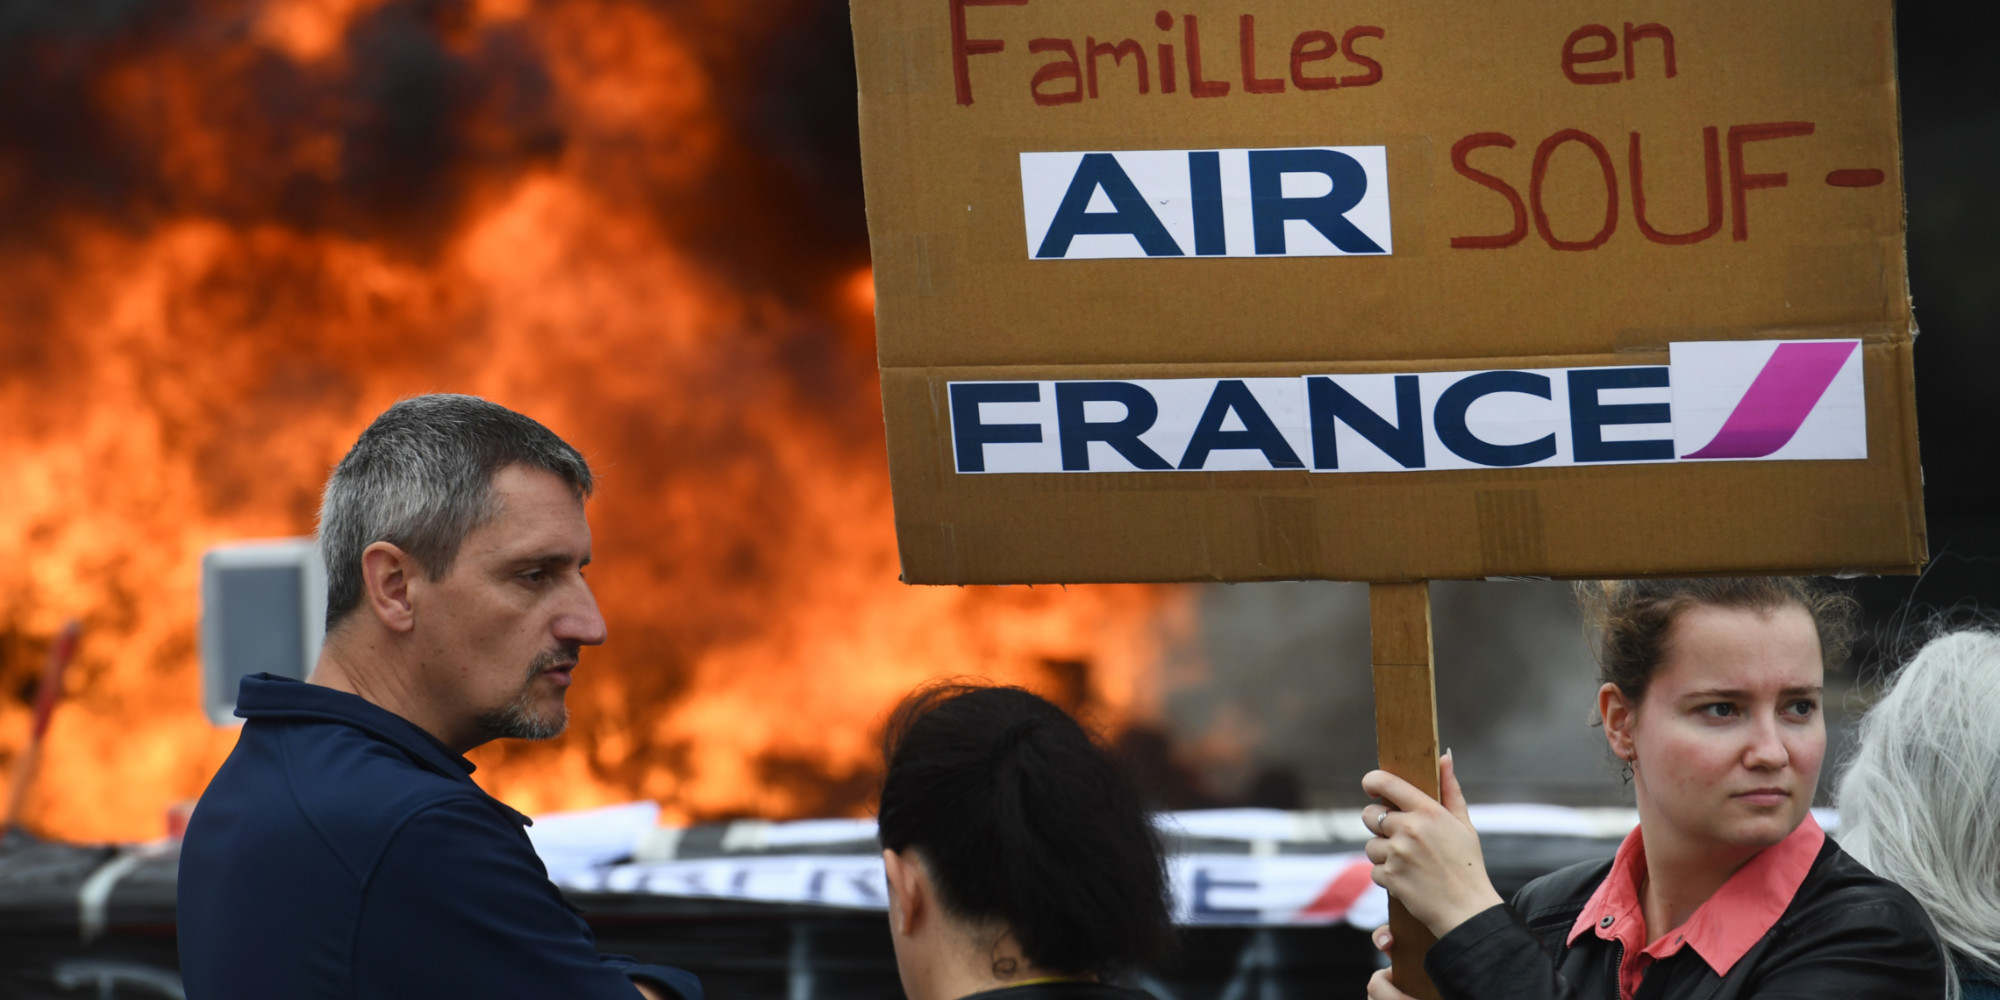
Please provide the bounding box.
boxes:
[0,0,1190,842]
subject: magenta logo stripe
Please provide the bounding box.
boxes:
[1683,341,1859,459]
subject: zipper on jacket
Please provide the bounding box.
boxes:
[1609,940,1627,1000]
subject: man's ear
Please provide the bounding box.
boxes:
[882,848,925,938]
[1599,682,1637,762]
[360,541,418,634]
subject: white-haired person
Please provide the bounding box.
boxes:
[1837,626,2000,1000]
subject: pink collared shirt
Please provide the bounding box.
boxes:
[1568,814,1826,1000]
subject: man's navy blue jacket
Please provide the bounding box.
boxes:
[177,674,700,1000]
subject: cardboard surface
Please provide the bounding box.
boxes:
[853,0,1922,584]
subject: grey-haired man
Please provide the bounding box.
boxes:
[179,394,695,1000]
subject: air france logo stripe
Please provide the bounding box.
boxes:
[1669,339,1866,463]
[948,341,1865,474]
[1681,341,1860,459]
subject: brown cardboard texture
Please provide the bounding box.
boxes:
[853,0,1922,584]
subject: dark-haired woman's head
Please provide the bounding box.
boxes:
[876,682,1171,999]
[1576,578,1858,861]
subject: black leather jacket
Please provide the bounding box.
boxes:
[1425,836,1946,1000]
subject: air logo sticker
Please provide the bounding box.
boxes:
[1020,146,1392,259]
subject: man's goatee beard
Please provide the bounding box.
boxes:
[475,650,572,741]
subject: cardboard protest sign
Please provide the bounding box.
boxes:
[852,0,1921,584]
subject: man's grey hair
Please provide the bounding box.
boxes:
[318,394,593,630]
[1836,627,2000,999]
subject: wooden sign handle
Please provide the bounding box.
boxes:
[1370,582,1443,1000]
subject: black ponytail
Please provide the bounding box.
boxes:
[877,682,1173,977]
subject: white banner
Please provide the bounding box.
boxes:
[556,851,1386,929]
[536,804,1831,929]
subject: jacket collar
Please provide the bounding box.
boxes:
[233,673,532,826]
[1570,813,1825,990]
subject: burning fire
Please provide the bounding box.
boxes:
[0,0,1189,842]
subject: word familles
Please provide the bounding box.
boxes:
[951,0,1384,106]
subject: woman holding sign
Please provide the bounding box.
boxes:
[1360,578,1945,1000]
